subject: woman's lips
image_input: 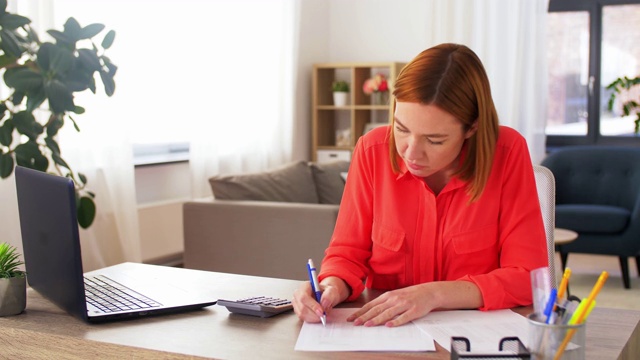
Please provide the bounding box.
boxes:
[407,162,425,171]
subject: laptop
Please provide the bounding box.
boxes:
[15,166,217,323]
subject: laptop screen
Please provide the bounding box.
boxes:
[15,166,89,321]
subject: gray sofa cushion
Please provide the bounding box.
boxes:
[309,160,350,204]
[209,161,319,203]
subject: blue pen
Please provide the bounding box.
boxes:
[544,288,558,324]
[307,259,326,326]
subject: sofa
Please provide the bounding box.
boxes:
[183,160,350,281]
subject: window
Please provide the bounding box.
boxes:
[546,0,640,147]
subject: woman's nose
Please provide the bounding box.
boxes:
[404,137,424,160]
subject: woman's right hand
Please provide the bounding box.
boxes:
[292,276,349,323]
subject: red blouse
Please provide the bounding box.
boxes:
[318,125,547,310]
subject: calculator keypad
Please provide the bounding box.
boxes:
[217,296,293,318]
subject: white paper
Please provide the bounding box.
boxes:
[412,309,529,353]
[295,308,436,352]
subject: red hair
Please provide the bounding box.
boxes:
[390,43,499,201]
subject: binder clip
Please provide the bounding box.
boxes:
[450,336,531,359]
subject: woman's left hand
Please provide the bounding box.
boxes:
[347,281,482,327]
[346,283,437,327]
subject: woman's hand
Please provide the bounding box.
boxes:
[292,276,350,323]
[347,281,482,327]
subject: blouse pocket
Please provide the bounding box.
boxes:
[451,223,499,255]
[369,221,406,276]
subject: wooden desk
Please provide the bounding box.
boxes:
[0,264,638,359]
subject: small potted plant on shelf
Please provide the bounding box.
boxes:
[0,243,26,316]
[332,80,350,106]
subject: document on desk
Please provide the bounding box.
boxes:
[412,309,529,352]
[295,308,435,352]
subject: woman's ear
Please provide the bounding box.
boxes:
[465,120,479,139]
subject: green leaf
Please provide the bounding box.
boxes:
[51,152,70,169]
[49,46,74,74]
[25,25,39,44]
[88,75,96,93]
[99,70,115,96]
[0,242,24,276]
[77,48,101,71]
[607,94,616,111]
[78,172,87,184]
[15,140,48,171]
[45,136,60,156]
[68,115,81,132]
[0,54,16,68]
[0,29,23,58]
[64,69,92,92]
[77,196,96,229]
[73,106,85,114]
[35,43,54,71]
[0,13,31,30]
[0,152,13,178]
[44,78,75,114]
[11,91,24,105]
[0,119,13,146]
[12,111,43,140]
[0,0,7,15]
[46,116,63,137]
[26,87,47,112]
[46,29,74,45]
[4,67,43,92]
[63,17,82,39]
[101,30,115,49]
[79,23,105,40]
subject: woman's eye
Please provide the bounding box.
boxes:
[428,139,444,145]
[395,126,409,133]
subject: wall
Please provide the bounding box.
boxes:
[327,0,429,63]
[136,0,452,263]
[135,0,334,263]
[135,162,190,264]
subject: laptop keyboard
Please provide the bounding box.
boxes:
[85,275,162,313]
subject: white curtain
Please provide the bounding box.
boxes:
[189,0,299,198]
[426,0,549,163]
[1,0,141,271]
[48,0,142,271]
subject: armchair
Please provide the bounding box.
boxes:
[541,146,640,288]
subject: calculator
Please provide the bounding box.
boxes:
[217,296,293,318]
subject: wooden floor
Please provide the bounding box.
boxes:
[557,253,640,310]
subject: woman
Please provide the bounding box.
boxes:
[293,43,547,327]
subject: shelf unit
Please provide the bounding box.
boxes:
[311,62,406,163]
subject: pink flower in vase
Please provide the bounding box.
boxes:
[362,73,389,95]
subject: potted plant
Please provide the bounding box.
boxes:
[606,75,640,135]
[332,80,350,106]
[0,243,26,316]
[0,2,118,228]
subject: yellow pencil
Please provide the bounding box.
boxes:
[557,267,571,299]
[554,271,608,360]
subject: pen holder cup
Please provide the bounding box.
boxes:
[526,314,586,360]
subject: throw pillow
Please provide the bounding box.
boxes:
[309,160,350,204]
[209,161,319,203]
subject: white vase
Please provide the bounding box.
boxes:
[0,276,26,316]
[333,92,348,106]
